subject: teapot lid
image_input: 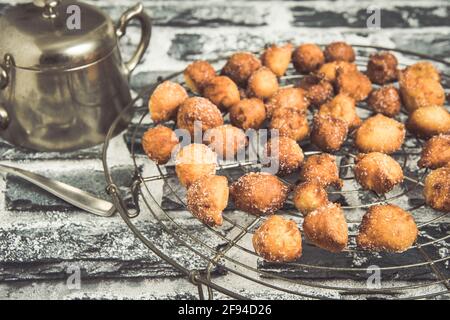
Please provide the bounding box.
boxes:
[0,0,118,70]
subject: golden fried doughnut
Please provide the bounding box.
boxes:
[318,94,361,129]
[261,43,293,77]
[299,153,343,189]
[252,215,302,262]
[203,76,240,111]
[142,125,179,165]
[423,165,450,212]
[186,175,229,227]
[297,74,334,108]
[183,60,216,94]
[354,152,404,194]
[176,97,223,137]
[221,52,262,87]
[324,42,355,62]
[292,43,325,73]
[404,61,441,82]
[357,204,418,252]
[366,52,398,84]
[336,70,372,101]
[230,172,288,215]
[418,134,450,169]
[318,61,358,83]
[303,203,348,252]
[355,114,405,154]
[264,136,304,175]
[311,114,348,153]
[367,85,401,117]
[230,98,266,130]
[265,87,309,118]
[149,81,188,122]
[407,105,450,139]
[204,124,247,159]
[399,62,445,112]
[400,77,445,113]
[269,108,309,142]
[175,143,217,187]
[247,67,279,99]
[293,181,329,216]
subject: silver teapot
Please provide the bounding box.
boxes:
[0,0,151,151]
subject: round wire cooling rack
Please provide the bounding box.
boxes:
[102,45,450,300]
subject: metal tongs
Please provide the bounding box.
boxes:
[0,164,116,217]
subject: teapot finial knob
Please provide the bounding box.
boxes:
[34,0,60,19]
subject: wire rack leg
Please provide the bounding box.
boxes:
[197,282,206,300]
[204,217,261,300]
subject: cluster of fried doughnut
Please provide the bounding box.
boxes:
[141,41,449,262]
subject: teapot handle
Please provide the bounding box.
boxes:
[0,105,9,130]
[0,64,8,90]
[0,56,10,130]
[116,3,152,75]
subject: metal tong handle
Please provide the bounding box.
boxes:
[0,164,115,217]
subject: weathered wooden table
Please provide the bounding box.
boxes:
[0,0,449,299]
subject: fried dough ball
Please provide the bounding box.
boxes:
[355,114,405,154]
[357,204,418,252]
[423,165,450,212]
[230,172,288,215]
[404,61,441,82]
[318,61,358,83]
[253,215,302,262]
[299,153,343,189]
[311,114,348,153]
[400,77,445,113]
[407,105,450,139]
[303,203,348,252]
[292,43,325,73]
[142,125,179,165]
[221,52,262,87]
[149,81,188,122]
[418,134,450,169]
[176,97,223,137]
[265,87,309,118]
[186,175,229,227]
[270,108,309,142]
[354,152,404,194]
[367,86,401,117]
[318,94,361,129]
[324,42,355,62]
[183,60,216,94]
[248,67,279,99]
[230,98,266,130]
[264,136,304,175]
[204,124,247,159]
[175,143,217,187]
[261,43,293,76]
[399,63,445,112]
[366,52,398,85]
[293,181,329,216]
[336,70,372,101]
[297,74,334,108]
[203,76,240,111]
